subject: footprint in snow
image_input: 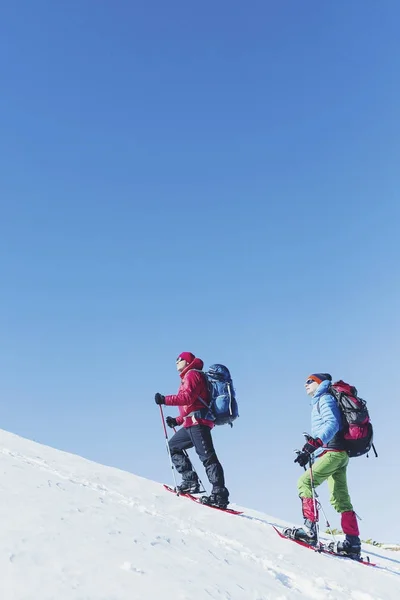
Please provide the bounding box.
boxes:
[120,562,144,574]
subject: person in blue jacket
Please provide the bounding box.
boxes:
[287,373,361,556]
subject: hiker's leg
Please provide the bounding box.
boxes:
[326,452,353,512]
[188,425,229,498]
[168,427,198,483]
[297,451,342,497]
[297,451,343,522]
[326,453,359,536]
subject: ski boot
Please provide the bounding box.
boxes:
[283,519,318,545]
[201,492,229,509]
[329,535,361,558]
[175,480,201,495]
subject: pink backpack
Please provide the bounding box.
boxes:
[329,380,377,458]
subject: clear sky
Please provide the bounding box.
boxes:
[1,1,399,541]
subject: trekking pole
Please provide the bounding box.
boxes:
[307,457,337,545]
[308,457,320,547]
[309,460,339,547]
[159,405,179,491]
[319,503,336,544]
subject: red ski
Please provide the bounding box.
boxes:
[273,526,376,567]
[163,484,243,515]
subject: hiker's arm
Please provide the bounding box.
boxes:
[164,371,202,407]
[318,395,341,443]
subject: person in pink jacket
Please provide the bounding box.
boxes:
[155,352,230,508]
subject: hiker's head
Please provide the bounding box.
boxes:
[176,352,195,373]
[305,373,332,396]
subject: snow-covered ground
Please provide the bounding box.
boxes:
[0,430,398,600]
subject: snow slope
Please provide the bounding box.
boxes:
[0,430,398,600]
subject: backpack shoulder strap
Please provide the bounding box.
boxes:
[190,369,211,407]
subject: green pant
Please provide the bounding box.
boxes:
[297,451,354,513]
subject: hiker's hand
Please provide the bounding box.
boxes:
[155,393,165,405]
[294,437,323,467]
[166,416,178,428]
[294,451,310,468]
[302,437,323,455]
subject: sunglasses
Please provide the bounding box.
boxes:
[305,379,315,385]
[176,357,185,363]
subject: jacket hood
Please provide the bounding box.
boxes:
[180,357,204,378]
[311,379,332,404]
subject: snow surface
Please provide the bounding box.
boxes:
[0,429,399,600]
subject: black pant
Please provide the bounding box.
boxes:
[169,425,228,498]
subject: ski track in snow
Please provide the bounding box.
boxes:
[0,436,399,600]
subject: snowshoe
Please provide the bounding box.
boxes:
[283,519,317,545]
[175,481,201,495]
[201,493,229,510]
[328,535,362,558]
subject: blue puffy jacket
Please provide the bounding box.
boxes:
[310,380,345,455]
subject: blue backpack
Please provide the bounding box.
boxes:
[198,364,239,427]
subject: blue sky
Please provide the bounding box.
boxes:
[1,1,399,540]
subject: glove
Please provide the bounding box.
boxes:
[294,451,311,468]
[166,416,178,428]
[302,436,323,454]
[294,437,323,467]
[154,393,165,405]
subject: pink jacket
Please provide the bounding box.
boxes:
[164,357,214,428]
